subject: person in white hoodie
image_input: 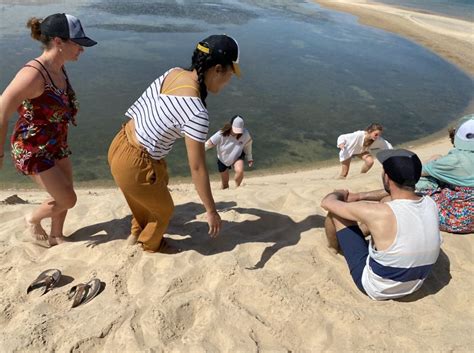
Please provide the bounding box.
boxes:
[206,115,253,189]
[336,123,392,179]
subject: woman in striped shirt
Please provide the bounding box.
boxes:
[108,35,240,252]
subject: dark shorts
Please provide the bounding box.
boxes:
[336,225,369,294]
[217,151,245,173]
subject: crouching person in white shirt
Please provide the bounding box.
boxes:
[206,115,253,189]
[321,149,442,300]
[336,123,392,179]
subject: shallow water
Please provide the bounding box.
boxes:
[0,0,472,186]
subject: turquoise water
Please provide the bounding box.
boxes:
[0,0,473,186]
[375,0,474,21]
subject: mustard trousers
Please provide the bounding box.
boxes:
[108,123,174,252]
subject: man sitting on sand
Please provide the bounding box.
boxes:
[321,149,442,300]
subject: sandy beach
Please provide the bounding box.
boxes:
[0,1,473,352]
[315,0,474,77]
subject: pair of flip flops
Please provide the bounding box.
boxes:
[27,269,102,308]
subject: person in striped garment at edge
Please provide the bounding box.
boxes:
[321,149,442,300]
[108,35,240,252]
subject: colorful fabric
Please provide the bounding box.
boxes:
[421,186,474,234]
[10,67,78,175]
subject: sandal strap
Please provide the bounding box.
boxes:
[70,284,88,308]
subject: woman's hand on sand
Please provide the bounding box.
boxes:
[207,210,221,238]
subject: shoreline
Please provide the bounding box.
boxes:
[314,0,474,78]
[1,0,473,190]
[0,116,469,190]
[0,110,470,190]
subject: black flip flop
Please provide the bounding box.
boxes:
[26,269,62,295]
[67,278,102,308]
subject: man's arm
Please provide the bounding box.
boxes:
[321,190,387,226]
[347,189,389,202]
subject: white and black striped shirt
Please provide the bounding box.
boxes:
[125,68,209,160]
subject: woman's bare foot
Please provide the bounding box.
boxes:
[127,234,139,246]
[48,235,67,247]
[336,175,347,180]
[25,215,48,241]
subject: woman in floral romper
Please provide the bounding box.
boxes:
[0,13,96,245]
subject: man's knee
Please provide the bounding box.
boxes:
[328,212,358,232]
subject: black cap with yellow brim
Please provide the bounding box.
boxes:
[196,34,240,77]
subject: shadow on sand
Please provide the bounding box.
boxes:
[396,249,451,302]
[68,201,325,269]
[67,215,132,247]
[166,202,325,269]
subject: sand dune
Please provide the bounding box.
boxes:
[1,135,473,352]
[1,1,473,351]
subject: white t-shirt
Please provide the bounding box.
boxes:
[337,130,393,162]
[209,129,252,166]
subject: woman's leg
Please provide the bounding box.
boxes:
[28,159,77,246]
[360,153,374,173]
[233,159,244,187]
[109,127,174,252]
[338,158,351,179]
[220,170,230,189]
[49,158,74,242]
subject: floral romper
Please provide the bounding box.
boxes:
[10,59,78,175]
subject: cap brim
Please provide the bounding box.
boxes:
[70,37,97,47]
[376,149,397,164]
[232,127,243,134]
[232,62,241,77]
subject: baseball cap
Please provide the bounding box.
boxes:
[376,149,422,187]
[196,34,240,77]
[454,114,474,152]
[232,116,244,134]
[40,13,97,47]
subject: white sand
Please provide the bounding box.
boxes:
[0,136,473,352]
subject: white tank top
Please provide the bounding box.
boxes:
[362,196,441,300]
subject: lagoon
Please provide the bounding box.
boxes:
[0,0,472,186]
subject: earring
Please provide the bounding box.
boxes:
[59,48,63,53]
